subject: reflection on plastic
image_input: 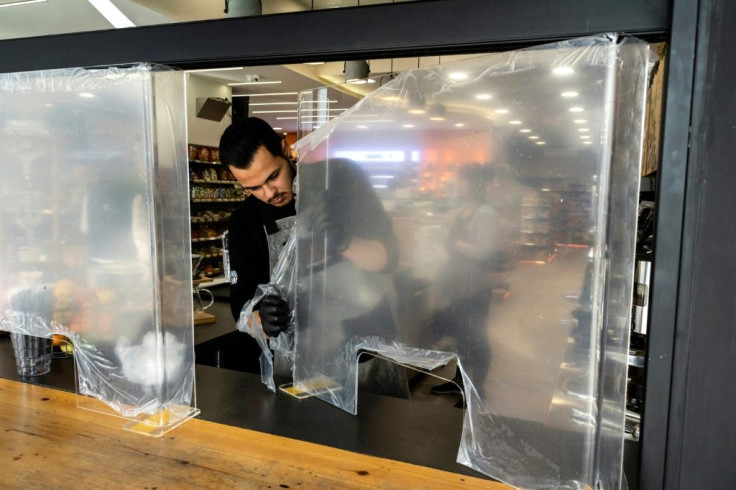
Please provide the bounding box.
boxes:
[0,65,198,435]
[242,34,648,488]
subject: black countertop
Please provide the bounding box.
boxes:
[0,329,481,480]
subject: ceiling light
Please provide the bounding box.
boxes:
[495,109,509,114]
[569,107,585,113]
[356,125,368,129]
[520,129,532,133]
[561,91,579,98]
[403,124,415,128]
[272,127,283,130]
[382,96,402,102]
[529,136,540,140]
[79,93,95,98]
[578,128,590,132]
[535,141,546,145]
[580,135,591,139]
[88,0,135,28]
[583,141,592,145]
[408,109,426,115]
[448,71,469,81]
[475,94,492,100]
[228,81,282,86]
[276,117,298,120]
[233,92,298,97]
[553,66,575,76]
[252,110,298,114]
[429,117,445,121]
[455,123,465,127]
[249,102,298,106]
[573,119,587,124]
[0,0,47,7]
[345,60,373,84]
[509,120,522,125]
[304,62,325,65]
[187,67,244,73]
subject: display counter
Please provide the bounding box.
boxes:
[0,376,505,488]
[0,311,505,486]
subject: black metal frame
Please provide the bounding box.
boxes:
[4,0,732,488]
[0,0,668,73]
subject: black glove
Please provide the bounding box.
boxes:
[312,194,350,257]
[258,294,291,337]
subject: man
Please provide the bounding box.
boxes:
[219,117,398,339]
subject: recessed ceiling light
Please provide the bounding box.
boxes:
[356,125,368,129]
[553,66,575,76]
[578,128,590,132]
[236,92,298,97]
[580,135,591,139]
[249,102,298,106]
[583,141,592,145]
[0,0,47,8]
[79,93,95,98]
[535,141,546,145]
[88,0,135,28]
[272,127,283,130]
[304,62,325,65]
[251,110,298,114]
[475,94,492,100]
[569,107,585,113]
[448,72,469,80]
[573,119,587,124]
[561,91,579,98]
[509,120,522,125]
[495,109,509,114]
[520,129,532,133]
[429,116,445,121]
[529,136,540,140]
[455,123,465,127]
[403,124,415,128]
[408,109,426,115]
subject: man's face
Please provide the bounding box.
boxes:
[229,146,295,207]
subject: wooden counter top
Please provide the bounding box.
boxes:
[0,378,509,489]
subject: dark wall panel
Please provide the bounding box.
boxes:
[665,0,736,487]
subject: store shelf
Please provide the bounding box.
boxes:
[191,179,239,185]
[190,160,223,166]
[192,198,245,203]
[192,235,224,243]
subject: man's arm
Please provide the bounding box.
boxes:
[227,206,270,320]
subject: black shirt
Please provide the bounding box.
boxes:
[227,197,296,320]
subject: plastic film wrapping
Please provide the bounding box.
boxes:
[0,65,197,434]
[287,34,650,488]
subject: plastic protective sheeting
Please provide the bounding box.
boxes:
[290,35,650,487]
[0,65,198,435]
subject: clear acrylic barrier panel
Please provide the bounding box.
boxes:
[0,65,198,436]
[288,35,650,487]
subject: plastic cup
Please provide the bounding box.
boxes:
[10,333,52,377]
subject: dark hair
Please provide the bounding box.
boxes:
[219,117,285,169]
[458,163,496,202]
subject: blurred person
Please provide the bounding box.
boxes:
[219,118,400,370]
[430,164,501,403]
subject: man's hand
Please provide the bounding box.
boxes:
[258,294,291,337]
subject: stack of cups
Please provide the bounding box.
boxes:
[10,333,52,377]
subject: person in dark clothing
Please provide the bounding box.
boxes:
[220,117,398,339]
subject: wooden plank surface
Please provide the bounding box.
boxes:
[0,378,509,489]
